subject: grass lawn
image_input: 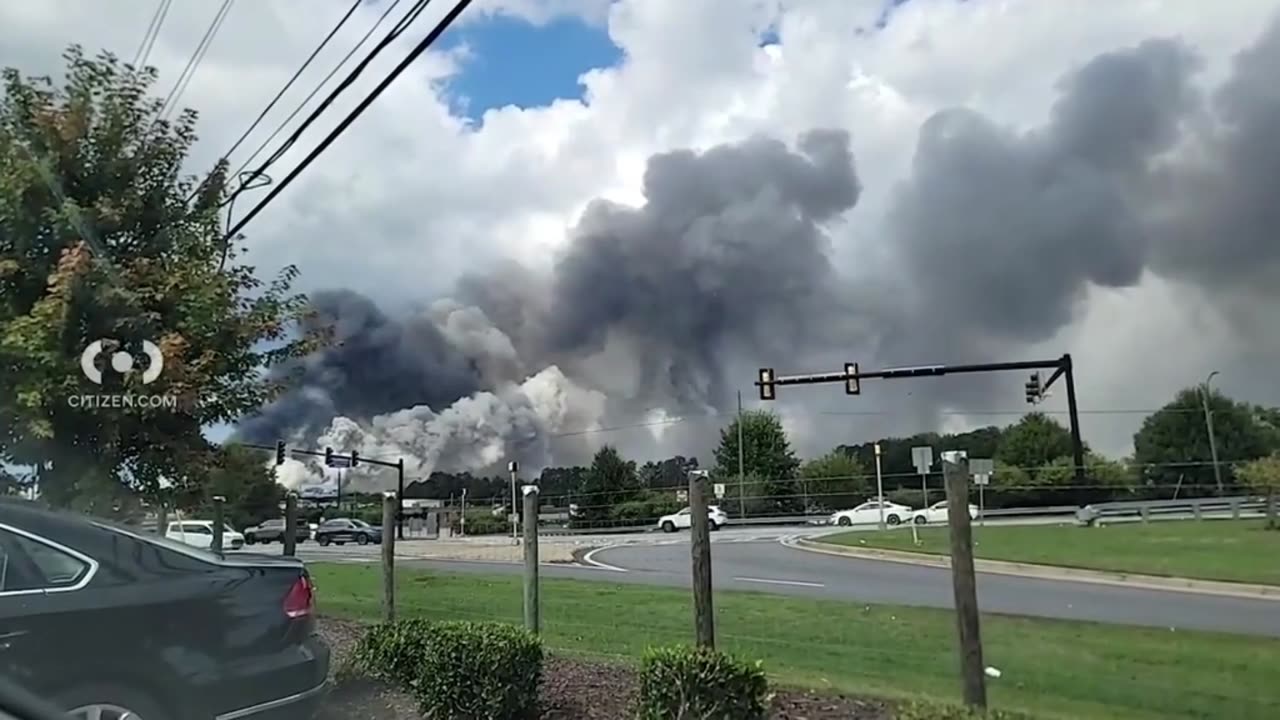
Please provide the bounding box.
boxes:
[820,519,1280,586]
[311,563,1279,720]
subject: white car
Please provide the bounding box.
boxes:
[658,505,729,533]
[829,501,914,527]
[911,500,979,525]
[166,520,245,550]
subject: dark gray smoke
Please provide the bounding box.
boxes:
[239,17,1280,480]
[540,129,861,413]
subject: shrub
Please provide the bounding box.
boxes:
[637,645,769,720]
[886,488,925,510]
[352,619,543,720]
[450,510,511,535]
[350,617,436,688]
[612,492,684,526]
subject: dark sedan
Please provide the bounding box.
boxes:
[0,498,329,720]
[244,518,311,545]
[313,518,381,546]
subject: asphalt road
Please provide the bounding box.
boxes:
[292,536,1280,638]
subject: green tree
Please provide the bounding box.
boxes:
[713,410,800,511]
[0,47,315,509]
[1036,452,1134,504]
[575,446,640,524]
[799,451,868,512]
[638,455,699,489]
[1133,388,1272,495]
[177,445,285,530]
[1236,454,1280,530]
[995,413,1081,481]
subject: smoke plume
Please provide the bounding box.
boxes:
[241,17,1280,489]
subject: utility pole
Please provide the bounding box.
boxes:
[943,455,986,709]
[737,390,746,518]
[381,491,397,622]
[1201,371,1224,495]
[522,484,540,634]
[874,443,886,531]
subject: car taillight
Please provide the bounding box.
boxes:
[283,574,314,619]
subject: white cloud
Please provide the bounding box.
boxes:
[3,0,1278,461]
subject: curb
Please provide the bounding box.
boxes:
[783,537,1280,601]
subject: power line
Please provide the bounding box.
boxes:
[221,0,364,161]
[224,0,475,240]
[231,0,430,194]
[132,0,172,69]
[230,0,406,181]
[157,0,235,122]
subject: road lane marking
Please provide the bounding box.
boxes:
[733,576,824,588]
[581,546,630,573]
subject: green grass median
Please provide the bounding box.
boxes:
[311,563,1280,720]
[820,519,1280,586]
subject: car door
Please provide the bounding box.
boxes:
[929,501,947,523]
[852,502,878,524]
[183,523,214,549]
[674,509,692,529]
[0,526,98,695]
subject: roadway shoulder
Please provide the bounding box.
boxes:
[784,536,1280,601]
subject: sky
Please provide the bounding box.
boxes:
[2,0,1279,477]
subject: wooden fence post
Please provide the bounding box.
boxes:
[283,492,298,557]
[211,496,226,555]
[944,458,986,709]
[689,470,715,649]
[382,491,397,622]
[522,485,540,634]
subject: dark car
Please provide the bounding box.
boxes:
[0,498,329,720]
[313,518,381,546]
[245,517,311,545]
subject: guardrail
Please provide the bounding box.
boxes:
[1075,496,1266,526]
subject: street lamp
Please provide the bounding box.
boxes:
[874,443,885,531]
[1200,371,1224,495]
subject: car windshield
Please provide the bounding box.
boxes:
[352,520,371,528]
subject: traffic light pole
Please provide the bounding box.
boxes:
[246,442,408,539]
[756,354,1085,483]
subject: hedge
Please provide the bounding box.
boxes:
[636,645,769,720]
[450,510,512,536]
[352,619,543,719]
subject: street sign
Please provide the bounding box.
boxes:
[969,458,994,476]
[677,489,688,503]
[973,474,990,486]
[713,483,726,499]
[910,446,934,475]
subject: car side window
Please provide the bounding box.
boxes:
[0,530,91,592]
[182,524,211,535]
[167,522,181,533]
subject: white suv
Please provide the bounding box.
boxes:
[166,520,245,550]
[658,506,729,533]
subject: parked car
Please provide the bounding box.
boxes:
[314,517,382,546]
[165,519,245,550]
[0,497,329,719]
[245,517,311,544]
[657,505,729,533]
[829,500,914,527]
[912,500,979,525]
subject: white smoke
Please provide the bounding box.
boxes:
[313,365,607,492]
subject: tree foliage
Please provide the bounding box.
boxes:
[575,446,640,523]
[995,413,1081,481]
[638,455,699,489]
[1236,454,1280,529]
[176,445,284,529]
[0,47,316,507]
[799,450,867,512]
[713,410,800,510]
[1133,388,1273,493]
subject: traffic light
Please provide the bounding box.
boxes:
[1025,372,1042,404]
[324,447,334,467]
[275,440,286,465]
[350,450,360,467]
[757,368,776,401]
[845,362,861,395]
